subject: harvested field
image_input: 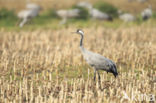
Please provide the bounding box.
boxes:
[0,26,155,102]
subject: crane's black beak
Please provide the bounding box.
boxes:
[71,32,77,34]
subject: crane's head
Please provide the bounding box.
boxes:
[72,29,84,35]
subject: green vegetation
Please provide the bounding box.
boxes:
[0,8,17,19]
[152,11,156,18]
[71,6,89,20]
[1,18,156,31]
[31,8,58,25]
[43,8,58,18]
[0,8,18,27]
[94,1,118,18]
[0,3,155,31]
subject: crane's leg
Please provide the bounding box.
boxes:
[97,71,101,82]
[60,18,67,25]
[97,71,102,89]
[16,18,22,26]
[19,18,27,27]
[94,69,96,81]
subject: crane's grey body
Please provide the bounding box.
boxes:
[77,1,112,21]
[73,29,118,81]
[118,10,135,22]
[89,8,112,21]
[80,46,117,72]
[17,3,41,27]
[141,5,152,20]
[77,1,92,10]
[119,13,135,22]
[56,9,80,24]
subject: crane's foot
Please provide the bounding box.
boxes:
[97,72,101,82]
[94,76,96,82]
[93,69,96,82]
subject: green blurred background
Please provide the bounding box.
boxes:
[0,0,155,30]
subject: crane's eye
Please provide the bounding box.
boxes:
[77,29,80,32]
[76,29,84,34]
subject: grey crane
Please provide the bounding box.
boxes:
[56,9,80,24]
[26,3,41,10]
[77,1,92,10]
[137,0,148,3]
[17,3,41,27]
[72,29,118,81]
[89,8,112,21]
[118,10,135,22]
[119,13,135,22]
[77,1,112,21]
[141,5,152,20]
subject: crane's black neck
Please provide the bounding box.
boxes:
[80,34,84,47]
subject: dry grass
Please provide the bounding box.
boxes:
[0,26,156,103]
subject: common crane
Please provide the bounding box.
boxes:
[77,1,112,21]
[26,3,41,10]
[77,1,92,10]
[141,5,152,20]
[137,0,148,3]
[56,9,80,24]
[119,13,135,22]
[89,8,113,21]
[17,3,41,27]
[72,29,118,82]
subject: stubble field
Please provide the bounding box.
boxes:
[0,26,156,103]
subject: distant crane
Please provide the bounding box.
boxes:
[56,9,80,24]
[118,10,135,22]
[72,29,118,82]
[141,5,152,20]
[137,0,148,3]
[89,8,113,21]
[26,3,41,10]
[17,3,41,27]
[127,0,148,3]
[77,1,92,10]
[119,13,135,22]
[77,1,112,21]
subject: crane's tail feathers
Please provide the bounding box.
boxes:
[113,72,118,78]
[111,64,118,78]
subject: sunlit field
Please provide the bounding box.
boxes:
[0,25,155,102]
